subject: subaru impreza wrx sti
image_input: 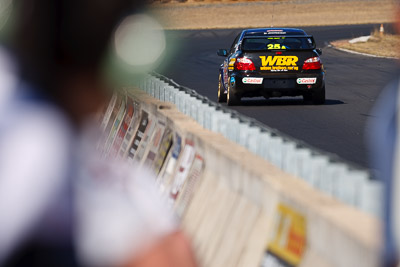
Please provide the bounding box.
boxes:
[217,28,326,106]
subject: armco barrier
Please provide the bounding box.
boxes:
[99,87,381,267]
[138,73,382,217]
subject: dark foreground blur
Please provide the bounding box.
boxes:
[0,1,197,267]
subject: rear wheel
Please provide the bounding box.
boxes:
[217,74,227,103]
[312,86,326,105]
[227,83,240,106]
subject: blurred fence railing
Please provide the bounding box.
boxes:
[139,72,382,216]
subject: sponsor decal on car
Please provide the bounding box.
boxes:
[266,29,286,35]
[223,61,229,85]
[242,77,263,84]
[296,78,317,84]
[260,203,307,267]
[259,56,299,71]
[267,44,286,50]
[228,58,236,70]
[230,76,236,87]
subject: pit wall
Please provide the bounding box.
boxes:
[100,87,381,267]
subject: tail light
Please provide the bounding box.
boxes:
[302,57,322,70]
[234,57,256,71]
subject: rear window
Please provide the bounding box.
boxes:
[241,36,315,51]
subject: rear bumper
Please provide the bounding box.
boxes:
[231,72,325,98]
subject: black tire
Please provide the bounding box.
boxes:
[227,83,240,106]
[312,86,325,105]
[217,74,227,103]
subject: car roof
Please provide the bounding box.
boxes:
[243,28,307,37]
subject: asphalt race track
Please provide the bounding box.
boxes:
[158,24,398,169]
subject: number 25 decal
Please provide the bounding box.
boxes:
[267,44,286,50]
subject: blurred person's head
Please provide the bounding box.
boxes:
[11,0,145,124]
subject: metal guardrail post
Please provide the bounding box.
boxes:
[177,91,186,113]
[238,122,250,148]
[227,116,241,143]
[204,105,213,130]
[268,136,284,169]
[281,141,297,175]
[258,132,272,161]
[170,86,178,105]
[217,112,230,138]
[246,126,261,155]
[210,107,221,133]
[360,178,382,216]
[321,162,347,197]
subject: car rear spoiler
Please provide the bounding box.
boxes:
[239,35,316,51]
[242,35,314,38]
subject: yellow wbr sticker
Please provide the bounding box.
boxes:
[259,56,299,71]
[266,203,306,266]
